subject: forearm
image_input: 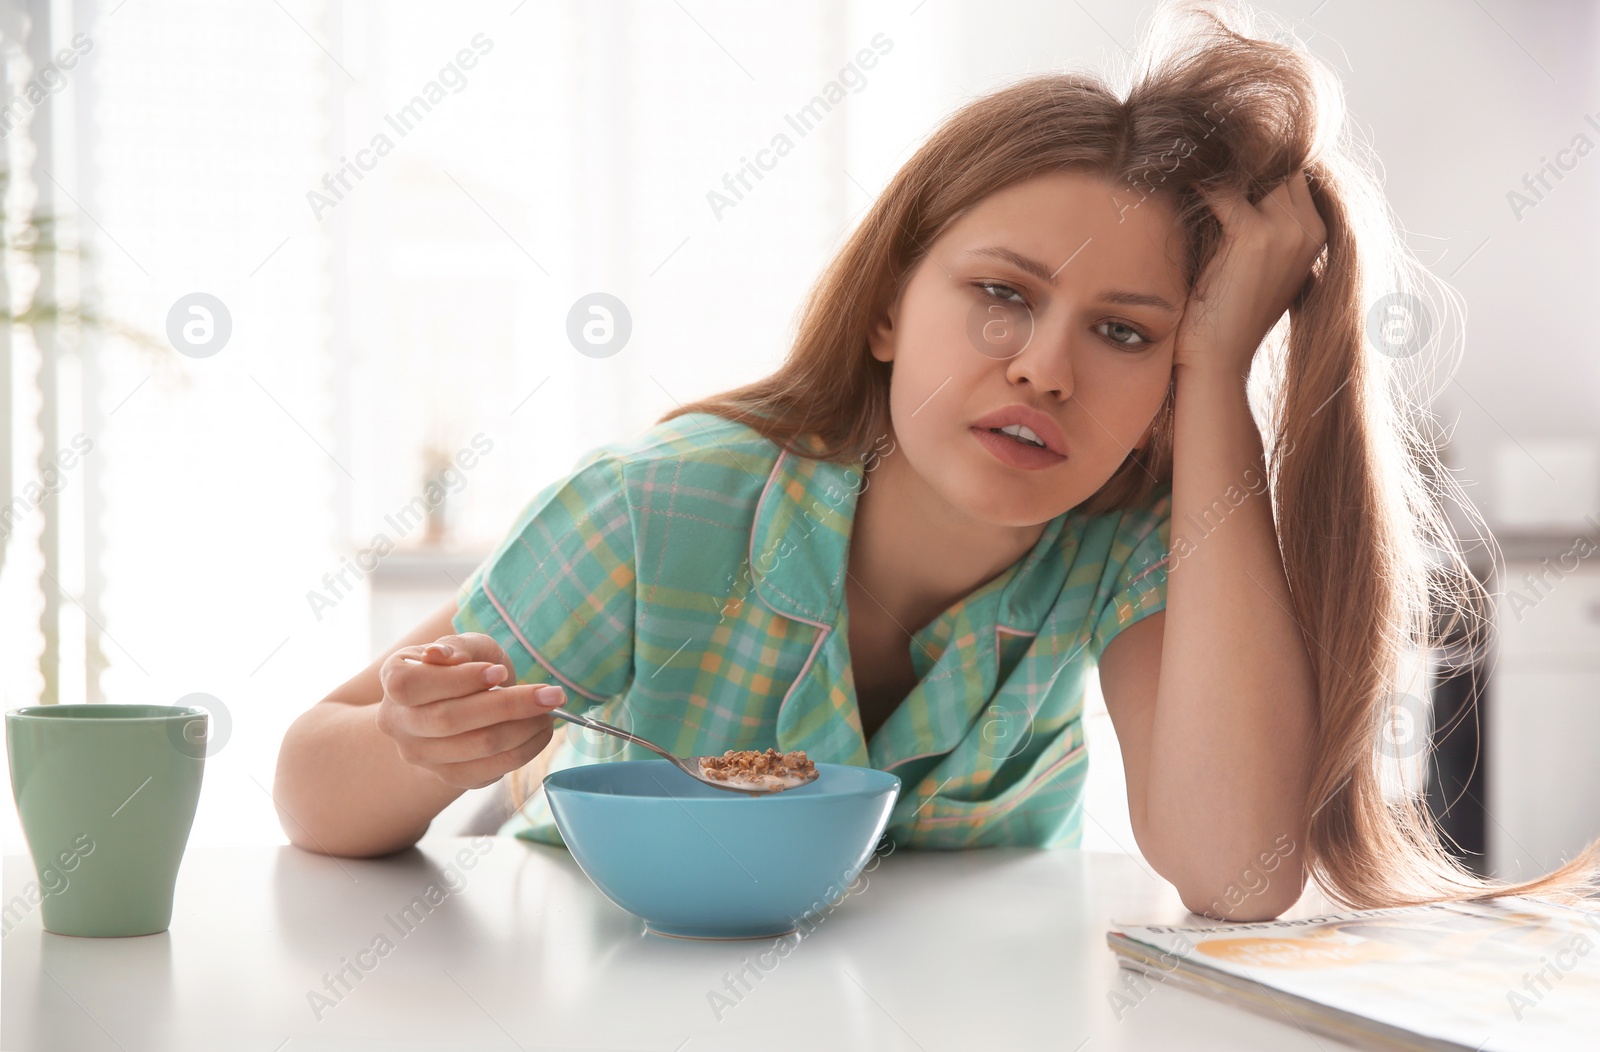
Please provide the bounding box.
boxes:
[274,701,468,858]
[1144,363,1317,917]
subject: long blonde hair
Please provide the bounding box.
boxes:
[647,0,1600,910]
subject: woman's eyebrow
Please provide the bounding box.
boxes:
[962,246,1181,313]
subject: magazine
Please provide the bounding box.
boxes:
[1107,896,1600,1051]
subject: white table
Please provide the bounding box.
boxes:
[4,838,1354,1051]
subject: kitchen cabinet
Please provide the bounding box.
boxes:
[1488,554,1600,880]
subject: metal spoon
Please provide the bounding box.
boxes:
[399,655,816,794]
[546,707,818,796]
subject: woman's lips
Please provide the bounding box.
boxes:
[970,426,1068,470]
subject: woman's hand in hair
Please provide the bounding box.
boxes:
[1172,170,1327,382]
[374,634,569,791]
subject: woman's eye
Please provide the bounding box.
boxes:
[970,284,1150,347]
[1097,320,1150,347]
[974,281,1026,305]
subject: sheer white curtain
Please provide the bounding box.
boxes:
[3,0,1147,854]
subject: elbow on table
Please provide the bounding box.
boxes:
[1174,861,1307,922]
[1137,816,1310,922]
[289,832,425,860]
[273,720,429,859]
[278,807,428,859]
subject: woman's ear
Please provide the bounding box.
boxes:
[867,297,899,364]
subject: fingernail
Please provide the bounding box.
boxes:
[483,664,507,685]
[425,643,452,659]
[536,685,565,706]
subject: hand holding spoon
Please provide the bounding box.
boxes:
[546,707,819,796]
[398,654,818,795]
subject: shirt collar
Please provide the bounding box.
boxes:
[750,438,1090,770]
[747,438,862,631]
[748,438,1079,634]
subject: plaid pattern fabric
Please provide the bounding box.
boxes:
[452,411,1171,849]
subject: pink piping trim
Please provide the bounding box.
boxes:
[881,621,1038,771]
[747,448,835,627]
[882,747,947,772]
[753,445,848,740]
[1126,553,1171,587]
[482,580,607,703]
[747,448,784,585]
[775,627,831,731]
[916,739,1087,826]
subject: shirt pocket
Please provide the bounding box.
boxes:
[891,728,1090,849]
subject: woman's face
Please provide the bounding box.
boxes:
[868,169,1188,527]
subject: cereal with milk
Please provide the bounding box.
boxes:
[698,748,817,792]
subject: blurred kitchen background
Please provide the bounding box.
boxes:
[3,0,1597,883]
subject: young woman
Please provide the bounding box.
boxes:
[274,1,1600,920]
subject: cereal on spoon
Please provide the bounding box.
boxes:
[698,747,818,793]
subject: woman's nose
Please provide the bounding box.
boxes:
[1002,324,1075,401]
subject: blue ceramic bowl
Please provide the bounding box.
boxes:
[544,760,900,939]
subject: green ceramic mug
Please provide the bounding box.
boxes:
[6,703,208,937]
